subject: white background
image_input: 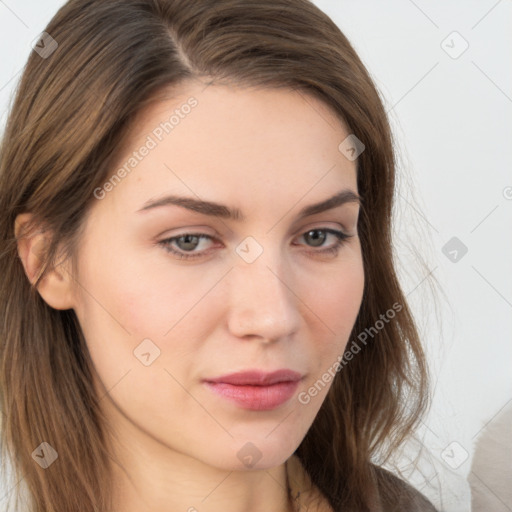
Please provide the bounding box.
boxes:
[1,1,511,511]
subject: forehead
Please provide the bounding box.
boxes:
[97,82,358,218]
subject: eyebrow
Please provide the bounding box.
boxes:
[136,188,362,221]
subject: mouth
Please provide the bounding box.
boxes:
[203,369,303,411]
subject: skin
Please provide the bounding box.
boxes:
[16,81,365,512]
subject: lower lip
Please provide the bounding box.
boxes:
[204,381,300,411]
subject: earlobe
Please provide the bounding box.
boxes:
[14,213,75,310]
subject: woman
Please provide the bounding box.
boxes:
[0,0,437,511]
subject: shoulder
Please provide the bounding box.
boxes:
[371,463,438,512]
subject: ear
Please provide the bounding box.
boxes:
[14,213,75,310]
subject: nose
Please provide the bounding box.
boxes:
[226,251,301,343]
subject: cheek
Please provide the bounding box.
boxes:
[75,240,211,338]
[306,257,364,363]
[72,242,227,386]
[313,258,364,321]
[295,258,364,411]
[72,258,198,422]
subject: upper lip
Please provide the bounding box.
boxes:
[204,369,303,386]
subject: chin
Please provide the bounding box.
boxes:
[207,430,303,471]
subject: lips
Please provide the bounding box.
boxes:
[205,369,302,386]
[203,369,303,411]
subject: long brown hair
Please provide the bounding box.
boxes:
[0,1,431,510]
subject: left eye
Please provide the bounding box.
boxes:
[158,228,352,260]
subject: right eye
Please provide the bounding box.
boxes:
[158,233,217,260]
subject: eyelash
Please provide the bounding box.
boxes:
[158,228,353,260]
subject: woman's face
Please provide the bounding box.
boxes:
[71,82,364,470]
